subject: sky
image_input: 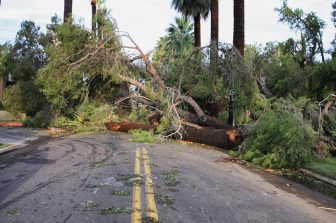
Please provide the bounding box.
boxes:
[0,0,334,54]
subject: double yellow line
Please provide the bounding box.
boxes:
[132,148,159,223]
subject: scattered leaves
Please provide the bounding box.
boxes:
[162,170,180,186]
[6,208,20,216]
[107,188,131,196]
[101,207,133,215]
[81,200,98,209]
[155,193,175,205]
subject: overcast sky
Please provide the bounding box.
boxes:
[0,0,334,53]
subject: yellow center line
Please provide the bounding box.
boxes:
[131,148,142,223]
[142,148,159,221]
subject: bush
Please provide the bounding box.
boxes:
[242,110,317,168]
[3,81,47,116]
[23,107,52,128]
[129,130,156,143]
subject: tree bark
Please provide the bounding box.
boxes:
[210,0,219,64]
[64,0,73,23]
[233,0,245,57]
[91,0,97,36]
[194,14,201,47]
[257,76,273,98]
[0,77,4,101]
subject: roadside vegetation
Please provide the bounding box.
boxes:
[0,0,335,178]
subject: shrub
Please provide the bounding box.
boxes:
[242,110,317,168]
[23,107,52,128]
[3,81,47,116]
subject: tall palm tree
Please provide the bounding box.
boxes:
[233,0,245,57]
[64,0,73,22]
[210,0,219,63]
[172,0,211,48]
[91,0,97,39]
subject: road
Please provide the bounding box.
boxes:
[0,132,335,223]
[0,127,41,146]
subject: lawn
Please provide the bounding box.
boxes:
[306,157,336,181]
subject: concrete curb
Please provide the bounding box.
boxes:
[0,143,27,155]
[299,168,336,187]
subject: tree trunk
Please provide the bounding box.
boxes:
[233,0,245,57]
[194,14,201,47]
[210,0,219,64]
[91,0,97,35]
[0,77,4,101]
[64,0,73,23]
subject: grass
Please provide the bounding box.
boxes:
[305,157,336,181]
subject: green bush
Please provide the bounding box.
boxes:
[3,81,47,116]
[129,130,156,143]
[242,110,317,168]
[23,107,52,128]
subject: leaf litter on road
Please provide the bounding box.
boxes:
[162,170,180,186]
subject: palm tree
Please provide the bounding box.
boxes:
[166,17,194,54]
[91,0,97,32]
[210,0,219,63]
[233,0,245,57]
[64,0,73,22]
[172,0,211,48]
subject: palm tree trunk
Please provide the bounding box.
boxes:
[194,15,201,47]
[91,0,97,37]
[210,0,219,64]
[0,77,4,101]
[233,0,245,57]
[64,0,73,23]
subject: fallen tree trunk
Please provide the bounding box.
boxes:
[182,124,238,149]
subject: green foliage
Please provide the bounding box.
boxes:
[23,107,52,128]
[275,0,325,65]
[153,17,194,65]
[128,107,149,123]
[6,21,46,81]
[242,109,317,169]
[129,130,156,143]
[308,59,336,100]
[171,0,211,18]
[3,81,47,117]
[37,21,91,111]
[51,103,114,133]
[156,116,170,134]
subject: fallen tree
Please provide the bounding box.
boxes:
[65,32,237,146]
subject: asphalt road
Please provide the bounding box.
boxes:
[0,127,41,146]
[0,132,335,223]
